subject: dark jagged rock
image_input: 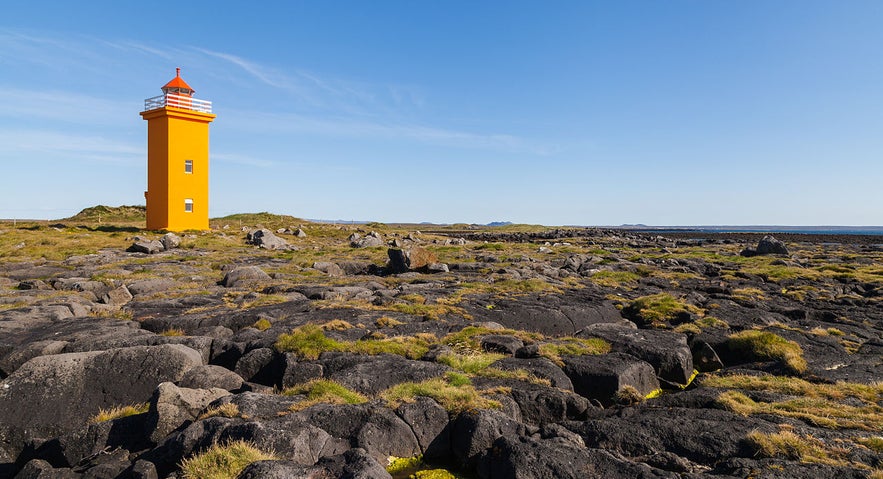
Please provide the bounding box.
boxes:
[0,344,202,460]
[478,435,681,479]
[582,324,694,385]
[315,353,449,395]
[562,352,660,405]
[220,266,271,288]
[564,406,774,466]
[449,409,528,469]
[126,240,164,255]
[480,335,524,355]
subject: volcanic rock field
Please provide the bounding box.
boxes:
[0,215,881,478]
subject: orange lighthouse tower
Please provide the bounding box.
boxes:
[140,68,216,231]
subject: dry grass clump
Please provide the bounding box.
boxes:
[441,325,542,352]
[275,324,344,359]
[475,368,552,386]
[726,330,807,374]
[856,436,883,453]
[436,352,506,374]
[375,316,404,328]
[319,319,354,330]
[380,372,501,414]
[622,293,704,328]
[179,440,276,479]
[715,389,883,430]
[91,403,150,423]
[587,270,642,289]
[746,429,848,466]
[197,403,240,420]
[274,324,432,360]
[252,318,272,331]
[281,379,368,412]
[538,338,611,366]
[160,328,186,337]
[703,374,883,403]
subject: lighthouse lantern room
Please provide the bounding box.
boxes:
[141,68,216,231]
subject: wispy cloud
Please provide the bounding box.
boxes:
[212,152,277,168]
[0,129,141,164]
[0,28,557,160]
[0,87,133,125]
[220,109,554,155]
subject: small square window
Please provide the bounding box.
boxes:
[185,160,193,174]
[184,199,193,213]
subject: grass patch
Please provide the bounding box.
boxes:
[726,330,807,374]
[275,324,432,360]
[732,287,767,302]
[381,372,501,414]
[376,316,405,328]
[281,379,368,412]
[437,352,506,374]
[252,318,271,331]
[319,319,354,330]
[703,373,883,403]
[588,270,642,288]
[275,324,344,359]
[197,403,240,420]
[475,368,552,386]
[180,440,277,479]
[622,293,704,328]
[160,328,186,337]
[441,325,542,352]
[747,429,848,466]
[857,437,883,453]
[715,389,883,430]
[538,337,611,366]
[91,403,149,423]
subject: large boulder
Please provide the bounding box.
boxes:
[144,382,230,443]
[350,232,383,248]
[317,353,449,396]
[160,233,181,251]
[246,229,292,251]
[478,435,679,479]
[564,406,774,466]
[221,266,271,288]
[387,249,410,274]
[449,409,528,469]
[407,246,437,270]
[491,357,573,390]
[740,235,789,257]
[0,344,203,458]
[299,402,421,462]
[582,324,694,385]
[177,365,244,391]
[562,352,660,405]
[126,240,164,255]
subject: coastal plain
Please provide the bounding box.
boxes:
[0,209,881,479]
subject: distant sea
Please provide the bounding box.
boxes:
[612,226,883,236]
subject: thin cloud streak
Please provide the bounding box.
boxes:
[220,109,555,155]
[0,129,142,164]
[212,152,278,168]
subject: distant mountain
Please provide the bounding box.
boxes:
[486,221,513,227]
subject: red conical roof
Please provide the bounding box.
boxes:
[162,68,194,93]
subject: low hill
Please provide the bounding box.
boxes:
[66,205,146,223]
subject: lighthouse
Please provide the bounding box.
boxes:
[141,68,216,231]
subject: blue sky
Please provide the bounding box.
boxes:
[2,1,882,225]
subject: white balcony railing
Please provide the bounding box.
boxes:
[143,93,212,113]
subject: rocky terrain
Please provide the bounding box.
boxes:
[0,214,881,479]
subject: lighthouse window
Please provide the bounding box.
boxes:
[185,160,193,174]
[184,199,193,213]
